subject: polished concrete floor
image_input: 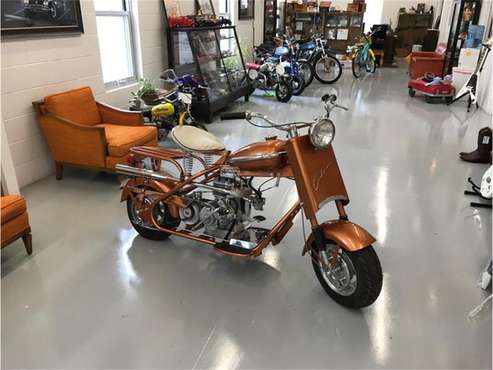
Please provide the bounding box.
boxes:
[2,66,492,369]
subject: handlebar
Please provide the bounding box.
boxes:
[220,112,247,120]
[221,95,348,134]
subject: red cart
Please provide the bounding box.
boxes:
[408,78,455,103]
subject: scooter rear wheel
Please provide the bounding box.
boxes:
[311,239,382,308]
[127,194,180,240]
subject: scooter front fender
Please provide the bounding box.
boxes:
[304,220,376,253]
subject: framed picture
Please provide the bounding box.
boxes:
[1,0,84,35]
[238,0,254,20]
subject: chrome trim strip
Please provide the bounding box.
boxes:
[228,151,287,164]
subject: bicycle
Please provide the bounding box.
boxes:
[349,29,380,78]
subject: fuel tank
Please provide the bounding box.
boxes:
[228,139,288,171]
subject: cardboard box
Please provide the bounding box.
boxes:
[452,66,474,89]
[459,48,480,69]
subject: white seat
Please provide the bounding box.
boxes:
[171,125,225,153]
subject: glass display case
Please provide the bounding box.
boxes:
[263,0,277,43]
[168,26,250,122]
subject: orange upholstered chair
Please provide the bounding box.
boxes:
[1,195,32,255]
[33,87,158,180]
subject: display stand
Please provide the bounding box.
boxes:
[163,3,250,123]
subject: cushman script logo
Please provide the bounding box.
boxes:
[313,162,334,191]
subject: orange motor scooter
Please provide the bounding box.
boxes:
[117,94,382,308]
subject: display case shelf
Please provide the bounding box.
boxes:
[166,25,250,122]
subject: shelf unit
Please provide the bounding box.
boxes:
[283,3,365,51]
[395,13,434,52]
[321,10,364,52]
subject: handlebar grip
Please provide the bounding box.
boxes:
[220,112,247,120]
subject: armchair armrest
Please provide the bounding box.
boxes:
[97,102,144,126]
[38,113,107,168]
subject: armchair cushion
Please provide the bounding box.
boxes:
[1,195,27,224]
[44,87,101,126]
[97,124,157,157]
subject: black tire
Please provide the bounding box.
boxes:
[312,240,383,308]
[314,54,342,84]
[367,57,377,73]
[49,3,57,19]
[298,61,314,87]
[408,88,416,97]
[126,195,180,241]
[352,52,363,78]
[291,75,305,96]
[275,80,292,103]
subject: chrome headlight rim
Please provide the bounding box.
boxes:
[248,68,259,80]
[309,118,336,149]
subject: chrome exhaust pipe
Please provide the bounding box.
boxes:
[115,164,179,182]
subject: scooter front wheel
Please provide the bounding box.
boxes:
[314,54,342,84]
[311,239,382,308]
[275,80,293,103]
[352,52,363,78]
[291,75,306,96]
[127,194,180,240]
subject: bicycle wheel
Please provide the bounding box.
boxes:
[366,55,376,73]
[314,54,342,84]
[352,51,363,78]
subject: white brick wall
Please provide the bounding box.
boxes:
[1,0,167,188]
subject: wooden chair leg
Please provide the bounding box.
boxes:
[55,161,63,180]
[22,231,32,255]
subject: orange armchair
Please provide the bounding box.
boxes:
[1,195,32,255]
[33,87,158,180]
[409,43,447,79]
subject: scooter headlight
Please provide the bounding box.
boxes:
[309,118,335,149]
[276,64,285,76]
[248,68,258,80]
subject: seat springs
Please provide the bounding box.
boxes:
[183,155,194,176]
[204,154,214,168]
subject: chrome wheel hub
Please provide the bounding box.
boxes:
[131,197,167,228]
[319,246,357,296]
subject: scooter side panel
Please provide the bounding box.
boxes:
[286,135,349,220]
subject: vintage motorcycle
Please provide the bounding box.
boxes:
[116,95,383,308]
[294,34,343,85]
[254,41,313,93]
[246,58,294,103]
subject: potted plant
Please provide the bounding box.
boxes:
[134,78,159,106]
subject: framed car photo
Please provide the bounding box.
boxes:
[1,0,84,36]
[238,0,254,20]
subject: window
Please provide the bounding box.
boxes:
[95,0,137,89]
[219,0,229,16]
